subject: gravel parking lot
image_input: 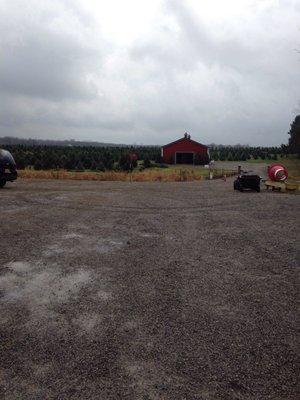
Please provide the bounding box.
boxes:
[0,177,299,399]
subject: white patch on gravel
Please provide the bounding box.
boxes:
[122,360,168,397]
[140,233,159,238]
[67,223,89,231]
[97,289,113,301]
[62,233,84,239]
[32,362,53,379]
[95,238,124,253]
[124,362,143,375]
[0,263,91,313]
[1,205,30,213]
[43,244,65,257]
[6,261,34,273]
[122,319,139,330]
[73,313,101,333]
[54,194,68,201]
[43,236,125,257]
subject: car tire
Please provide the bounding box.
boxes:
[0,178,6,188]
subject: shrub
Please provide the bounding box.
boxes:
[118,154,137,171]
[34,159,43,170]
[96,162,105,172]
[155,163,169,168]
[142,156,151,168]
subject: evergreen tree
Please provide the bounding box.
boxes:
[219,152,226,161]
[34,159,43,170]
[143,156,151,168]
[75,161,84,171]
[288,115,300,156]
[118,154,131,171]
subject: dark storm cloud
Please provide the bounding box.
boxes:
[0,0,299,145]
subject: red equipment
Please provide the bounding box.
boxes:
[129,153,137,161]
[268,164,288,181]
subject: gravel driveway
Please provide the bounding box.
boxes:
[0,178,299,399]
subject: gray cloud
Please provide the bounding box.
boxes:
[0,0,299,145]
[0,0,105,100]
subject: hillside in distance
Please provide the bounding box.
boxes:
[0,137,133,147]
[0,136,251,148]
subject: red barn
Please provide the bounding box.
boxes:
[161,133,209,165]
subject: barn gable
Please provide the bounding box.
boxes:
[161,133,209,165]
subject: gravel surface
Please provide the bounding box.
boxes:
[0,178,299,399]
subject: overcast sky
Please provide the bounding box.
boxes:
[0,0,299,145]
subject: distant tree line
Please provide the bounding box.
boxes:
[209,114,300,161]
[209,145,288,162]
[1,143,291,171]
[2,114,299,171]
[2,145,161,171]
[0,136,129,147]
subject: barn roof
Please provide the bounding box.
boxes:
[162,134,208,149]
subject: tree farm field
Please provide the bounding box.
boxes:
[0,170,299,400]
[16,156,300,184]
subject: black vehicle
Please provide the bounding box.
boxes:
[234,172,261,192]
[0,149,18,188]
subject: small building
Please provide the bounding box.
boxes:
[161,133,209,165]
